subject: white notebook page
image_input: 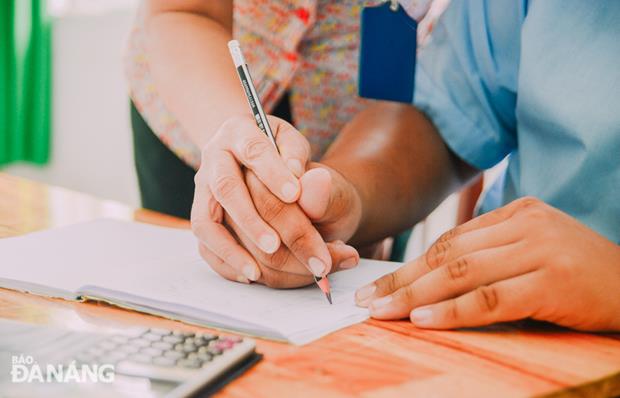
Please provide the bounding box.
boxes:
[0,219,402,344]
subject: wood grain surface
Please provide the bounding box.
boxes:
[1,173,619,398]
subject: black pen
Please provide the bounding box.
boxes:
[227,40,333,304]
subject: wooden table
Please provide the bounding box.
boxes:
[1,172,619,398]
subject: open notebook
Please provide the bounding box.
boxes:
[0,219,402,345]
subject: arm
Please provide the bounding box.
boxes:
[320,102,479,246]
[145,1,345,281]
[144,0,246,148]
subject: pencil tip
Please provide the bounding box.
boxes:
[326,292,332,305]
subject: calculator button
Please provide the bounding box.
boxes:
[214,341,234,350]
[142,333,162,342]
[86,347,105,357]
[197,352,213,362]
[129,354,152,364]
[163,350,184,360]
[111,335,130,344]
[186,352,199,361]
[141,347,163,357]
[177,358,202,369]
[119,345,139,354]
[152,357,176,367]
[182,344,196,353]
[130,339,151,348]
[152,341,173,350]
[207,347,223,356]
[98,341,117,351]
[163,335,183,344]
[99,352,127,364]
[149,328,171,336]
[76,352,95,363]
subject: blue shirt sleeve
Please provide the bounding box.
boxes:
[413,0,527,169]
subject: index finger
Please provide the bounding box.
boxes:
[409,271,540,329]
[355,209,524,307]
[217,116,302,203]
[269,116,311,178]
[245,170,332,277]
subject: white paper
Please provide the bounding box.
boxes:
[0,219,402,344]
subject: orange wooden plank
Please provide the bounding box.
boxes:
[1,172,619,398]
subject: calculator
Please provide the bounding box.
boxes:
[0,319,260,398]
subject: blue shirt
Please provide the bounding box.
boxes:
[413,0,620,243]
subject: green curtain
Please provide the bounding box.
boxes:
[0,0,51,166]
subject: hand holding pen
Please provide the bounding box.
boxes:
[190,41,360,296]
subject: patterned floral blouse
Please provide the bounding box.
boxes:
[126,0,385,169]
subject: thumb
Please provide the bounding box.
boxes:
[298,164,362,242]
[298,168,332,220]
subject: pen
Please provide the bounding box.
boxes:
[227,40,333,305]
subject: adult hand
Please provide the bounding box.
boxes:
[355,197,620,331]
[297,163,364,244]
[191,115,334,282]
[197,168,360,288]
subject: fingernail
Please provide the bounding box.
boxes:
[411,307,433,326]
[308,257,327,277]
[259,234,279,253]
[355,284,376,305]
[370,295,392,312]
[286,159,304,177]
[242,264,259,281]
[281,181,299,201]
[236,275,250,284]
[339,256,358,269]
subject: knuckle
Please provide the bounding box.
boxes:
[259,195,287,223]
[286,228,312,254]
[243,137,271,163]
[425,230,455,270]
[212,243,237,265]
[521,206,550,225]
[237,210,260,231]
[400,286,416,305]
[445,257,469,281]
[517,196,543,210]
[265,248,291,271]
[484,207,509,224]
[475,285,499,313]
[212,175,240,201]
[379,271,399,293]
[447,299,459,322]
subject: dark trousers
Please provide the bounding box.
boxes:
[130,94,292,219]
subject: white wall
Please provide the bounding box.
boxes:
[5,6,140,207]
